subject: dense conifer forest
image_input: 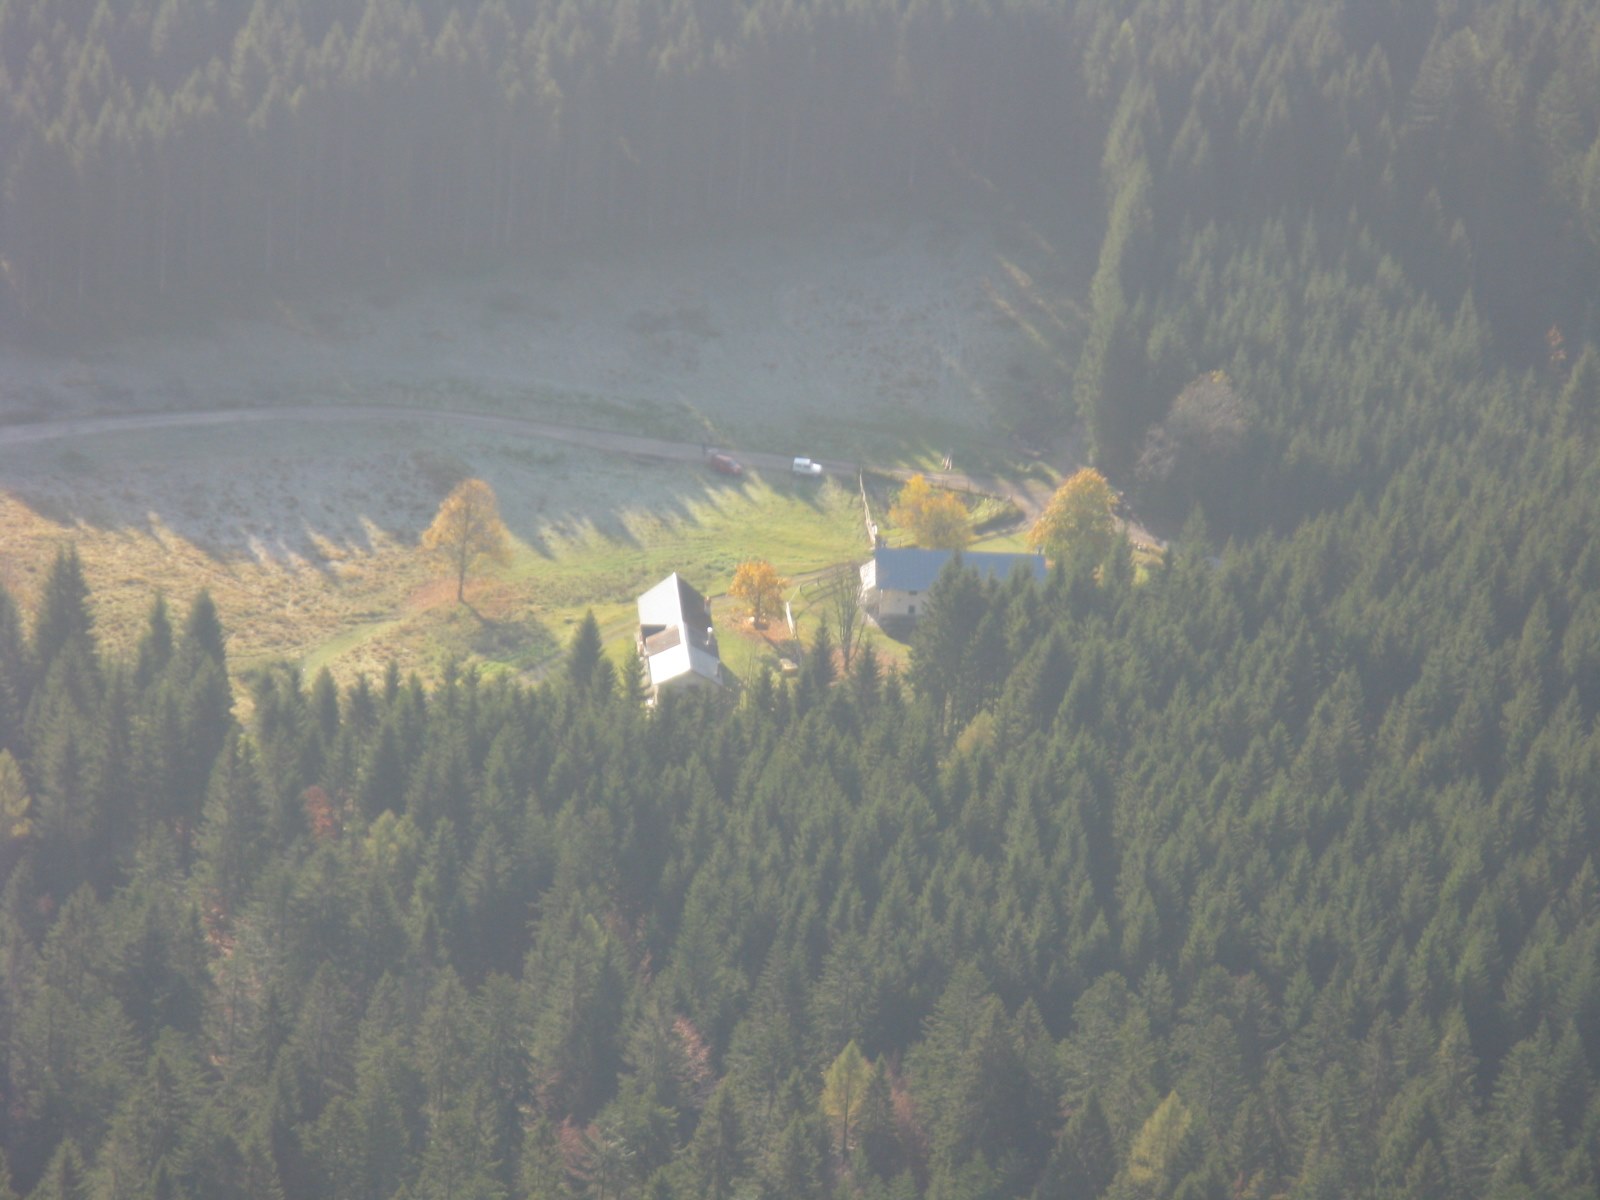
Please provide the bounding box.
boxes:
[4,1,1600,1198]
[2,0,1597,360]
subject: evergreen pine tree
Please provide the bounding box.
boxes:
[0,584,31,755]
[358,720,407,821]
[856,1060,900,1181]
[133,594,173,691]
[625,647,653,705]
[182,591,225,666]
[29,1137,89,1200]
[567,610,605,694]
[194,730,269,917]
[32,547,94,676]
[308,667,340,745]
[850,645,881,707]
[804,623,836,692]
[681,1081,746,1200]
[1040,1093,1115,1200]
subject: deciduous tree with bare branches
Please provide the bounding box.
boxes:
[823,563,864,670]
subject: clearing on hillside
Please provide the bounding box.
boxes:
[0,219,1083,683]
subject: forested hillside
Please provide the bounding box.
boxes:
[3,331,1600,1198]
[1,0,1597,365]
[4,2,1600,1199]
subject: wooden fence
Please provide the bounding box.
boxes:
[857,469,882,550]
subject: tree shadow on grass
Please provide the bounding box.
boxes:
[426,593,559,672]
[2,439,426,576]
[0,423,875,626]
[473,606,559,667]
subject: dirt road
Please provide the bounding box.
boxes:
[0,401,1176,550]
[0,401,1054,519]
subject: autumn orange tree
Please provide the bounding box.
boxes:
[889,474,970,549]
[730,559,786,627]
[1028,467,1119,562]
[421,478,512,601]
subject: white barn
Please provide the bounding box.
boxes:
[859,547,1047,630]
[636,573,724,699]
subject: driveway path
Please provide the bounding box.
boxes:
[0,401,1167,546]
[0,402,1037,513]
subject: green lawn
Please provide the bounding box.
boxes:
[2,409,1035,696]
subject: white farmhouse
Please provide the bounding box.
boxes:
[636,573,724,699]
[859,547,1047,632]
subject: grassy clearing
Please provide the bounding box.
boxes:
[0,458,867,695]
[970,528,1034,554]
[0,493,433,683]
[0,423,1073,701]
[1,218,1091,692]
[516,472,865,676]
[519,475,859,607]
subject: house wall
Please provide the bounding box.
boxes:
[650,665,722,704]
[860,561,923,621]
[877,587,924,619]
[645,641,723,696]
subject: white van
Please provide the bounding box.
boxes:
[792,457,823,477]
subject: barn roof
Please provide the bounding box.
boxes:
[871,547,1047,593]
[637,573,721,688]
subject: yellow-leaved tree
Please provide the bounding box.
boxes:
[820,1040,871,1157]
[1028,467,1119,562]
[421,478,512,601]
[730,559,787,628]
[1120,1091,1199,1194]
[0,750,31,844]
[889,473,970,549]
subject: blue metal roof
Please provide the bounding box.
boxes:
[873,547,1047,593]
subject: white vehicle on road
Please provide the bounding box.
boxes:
[792,456,823,477]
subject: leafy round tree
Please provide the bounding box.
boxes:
[421,479,512,602]
[889,474,970,549]
[731,560,787,628]
[1028,468,1119,562]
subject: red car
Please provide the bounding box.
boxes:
[708,452,744,477]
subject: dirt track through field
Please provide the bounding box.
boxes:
[0,402,1050,521]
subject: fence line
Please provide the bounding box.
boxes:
[867,464,1008,501]
[858,469,882,550]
